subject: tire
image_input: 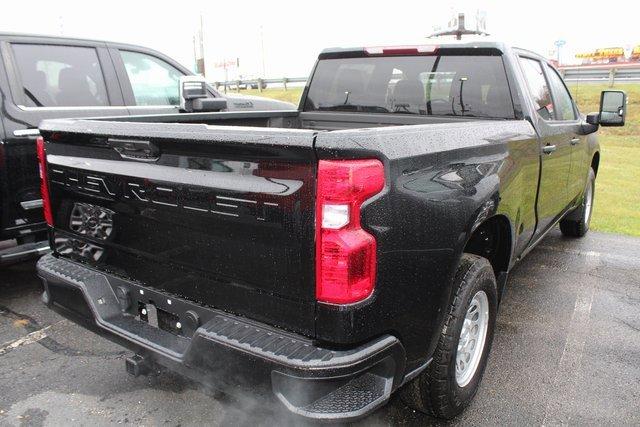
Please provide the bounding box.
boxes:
[401,253,498,419]
[560,167,595,238]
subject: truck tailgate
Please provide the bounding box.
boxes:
[41,120,318,335]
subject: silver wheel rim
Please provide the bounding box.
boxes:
[455,290,490,387]
[55,203,114,261]
[584,180,593,224]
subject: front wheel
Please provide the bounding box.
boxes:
[401,253,497,419]
[560,167,595,238]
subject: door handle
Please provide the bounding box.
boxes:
[542,144,557,154]
[570,137,581,145]
[108,138,159,161]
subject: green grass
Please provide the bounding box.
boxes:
[568,82,640,236]
[588,135,640,236]
[239,87,304,105]
[246,83,640,237]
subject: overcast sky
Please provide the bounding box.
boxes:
[2,0,639,81]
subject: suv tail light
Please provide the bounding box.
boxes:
[316,159,384,304]
[36,136,53,226]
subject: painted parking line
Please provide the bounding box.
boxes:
[0,325,51,355]
[541,268,597,426]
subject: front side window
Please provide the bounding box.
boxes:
[11,44,109,107]
[519,57,554,120]
[304,54,515,119]
[544,64,578,121]
[120,51,183,106]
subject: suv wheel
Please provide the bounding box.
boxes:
[401,253,498,419]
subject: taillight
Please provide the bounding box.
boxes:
[316,159,384,304]
[365,45,438,56]
[36,136,53,226]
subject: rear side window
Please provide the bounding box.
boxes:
[304,55,515,119]
[120,51,183,106]
[519,57,554,120]
[544,64,577,121]
[11,44,109,107]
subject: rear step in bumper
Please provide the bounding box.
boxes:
[37,254,406,421]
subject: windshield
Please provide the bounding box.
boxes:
[303,55,515,119]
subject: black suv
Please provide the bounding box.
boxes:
[0,32,293,264]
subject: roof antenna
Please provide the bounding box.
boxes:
[428,10,490,40]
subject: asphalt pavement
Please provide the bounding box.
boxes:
[1,229,639,426]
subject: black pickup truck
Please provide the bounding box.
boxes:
[0,32,293,265]
[35,42,626,421]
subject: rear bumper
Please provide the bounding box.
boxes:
[37,254,406,421]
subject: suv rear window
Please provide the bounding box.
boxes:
[304,55,515,119]
[11,44,109,107]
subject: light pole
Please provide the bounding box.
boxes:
[259,25,266,78]
[554,39,566,65]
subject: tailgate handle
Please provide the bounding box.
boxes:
[108,138,159,161]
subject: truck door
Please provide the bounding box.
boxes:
[0,39,128,240]
[518,56,574,236]
[543,63,587,202]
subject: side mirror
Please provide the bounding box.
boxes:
[179,76,227,113]
[598,90,626,126]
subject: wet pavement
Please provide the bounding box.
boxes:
[1,229,639,426]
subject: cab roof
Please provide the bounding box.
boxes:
[319,41,546,62]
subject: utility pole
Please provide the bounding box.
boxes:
[192,36,197,74]
[195,13,206,77]
[260,25,266,78]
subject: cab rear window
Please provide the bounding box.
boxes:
[304,55,515,119]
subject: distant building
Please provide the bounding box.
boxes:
[575,46,640,64]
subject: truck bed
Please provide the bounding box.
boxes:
[105,109,497,130]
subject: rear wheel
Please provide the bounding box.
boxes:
[401,253,497,419]
[54,202,114,261]
[560,167,595,238]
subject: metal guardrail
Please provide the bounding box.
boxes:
[559,64,640,85]
[213,77,308,92]
[214,64,640,92]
